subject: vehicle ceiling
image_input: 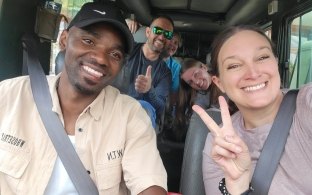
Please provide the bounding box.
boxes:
[113,0,270,61]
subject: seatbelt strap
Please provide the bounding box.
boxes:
[22,33,99,195]
[251,89,299,195]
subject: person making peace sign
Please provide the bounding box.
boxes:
[193,25,312,194]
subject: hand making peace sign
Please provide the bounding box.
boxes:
[192,96,251,180]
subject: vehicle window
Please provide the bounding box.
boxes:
[289,10,312,88]
[0,0,3,20]
[50,0,92,75]
[265,28,272,39]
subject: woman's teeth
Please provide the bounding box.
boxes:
[244,83,265,92]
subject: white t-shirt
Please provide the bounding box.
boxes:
[44,135,78,195]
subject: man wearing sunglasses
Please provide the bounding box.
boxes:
[112,15,174,129]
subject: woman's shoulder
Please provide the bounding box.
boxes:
[298,82,312,96]
[295,82,312,112]
[285,82,312,110]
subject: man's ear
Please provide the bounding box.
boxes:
[59,30,68,50]
[212,75,225,93]
[145,27,151,38]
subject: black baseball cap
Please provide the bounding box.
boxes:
[68,2,134,54]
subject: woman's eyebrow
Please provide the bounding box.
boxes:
[221,55,237,65]
[258,46,272,51]
[221,46,272,64]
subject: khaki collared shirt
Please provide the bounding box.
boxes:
[0,75,167,195]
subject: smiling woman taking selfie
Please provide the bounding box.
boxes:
[193,25,312,194]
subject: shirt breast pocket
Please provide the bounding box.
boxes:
[96,163,122,193]
[0,144,31,191]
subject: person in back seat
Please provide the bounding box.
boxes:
[163,31,182,104]
[112,15,173,128]
[162,58,215,142]
[0,2,167,194]
[180,58,214,108]
[193,25,312,194]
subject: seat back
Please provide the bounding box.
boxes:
[179,108,221,195]
[133,26,147,43]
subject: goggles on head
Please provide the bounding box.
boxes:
[152,26,173,40]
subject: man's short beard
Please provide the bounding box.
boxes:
[74,83,95,95]
[147,40,162,54]
[151,45,162,53]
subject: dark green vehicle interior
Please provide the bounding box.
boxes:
[0,0,312,194]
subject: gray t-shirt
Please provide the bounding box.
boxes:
[203,83,312,194]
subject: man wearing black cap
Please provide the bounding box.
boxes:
[0,2,167,195]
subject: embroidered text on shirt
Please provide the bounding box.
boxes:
[1,133,25,147]
[107,149,123,161]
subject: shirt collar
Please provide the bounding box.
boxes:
[87,89,106,121]
[49,74,106,121]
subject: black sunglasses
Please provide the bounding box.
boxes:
[152,26,173,40]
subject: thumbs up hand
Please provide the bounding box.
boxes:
[135,65,152,93]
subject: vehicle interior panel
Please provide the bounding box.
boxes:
[118,0,270,61]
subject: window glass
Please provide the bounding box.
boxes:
[50,0,92,75]
[0,0,3,20]
[289,10,312,88]
[264,28,272,39]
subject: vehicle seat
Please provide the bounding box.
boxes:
[133,26,147,43]
[55,50,65,75]
[179,108,221,195]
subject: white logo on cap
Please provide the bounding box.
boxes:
[93,10,106,15]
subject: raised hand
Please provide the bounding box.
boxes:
[135,65,152,94]
[192,96,251,180]
[125,18,139,34]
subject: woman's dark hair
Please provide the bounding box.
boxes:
[209,25,277,113]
